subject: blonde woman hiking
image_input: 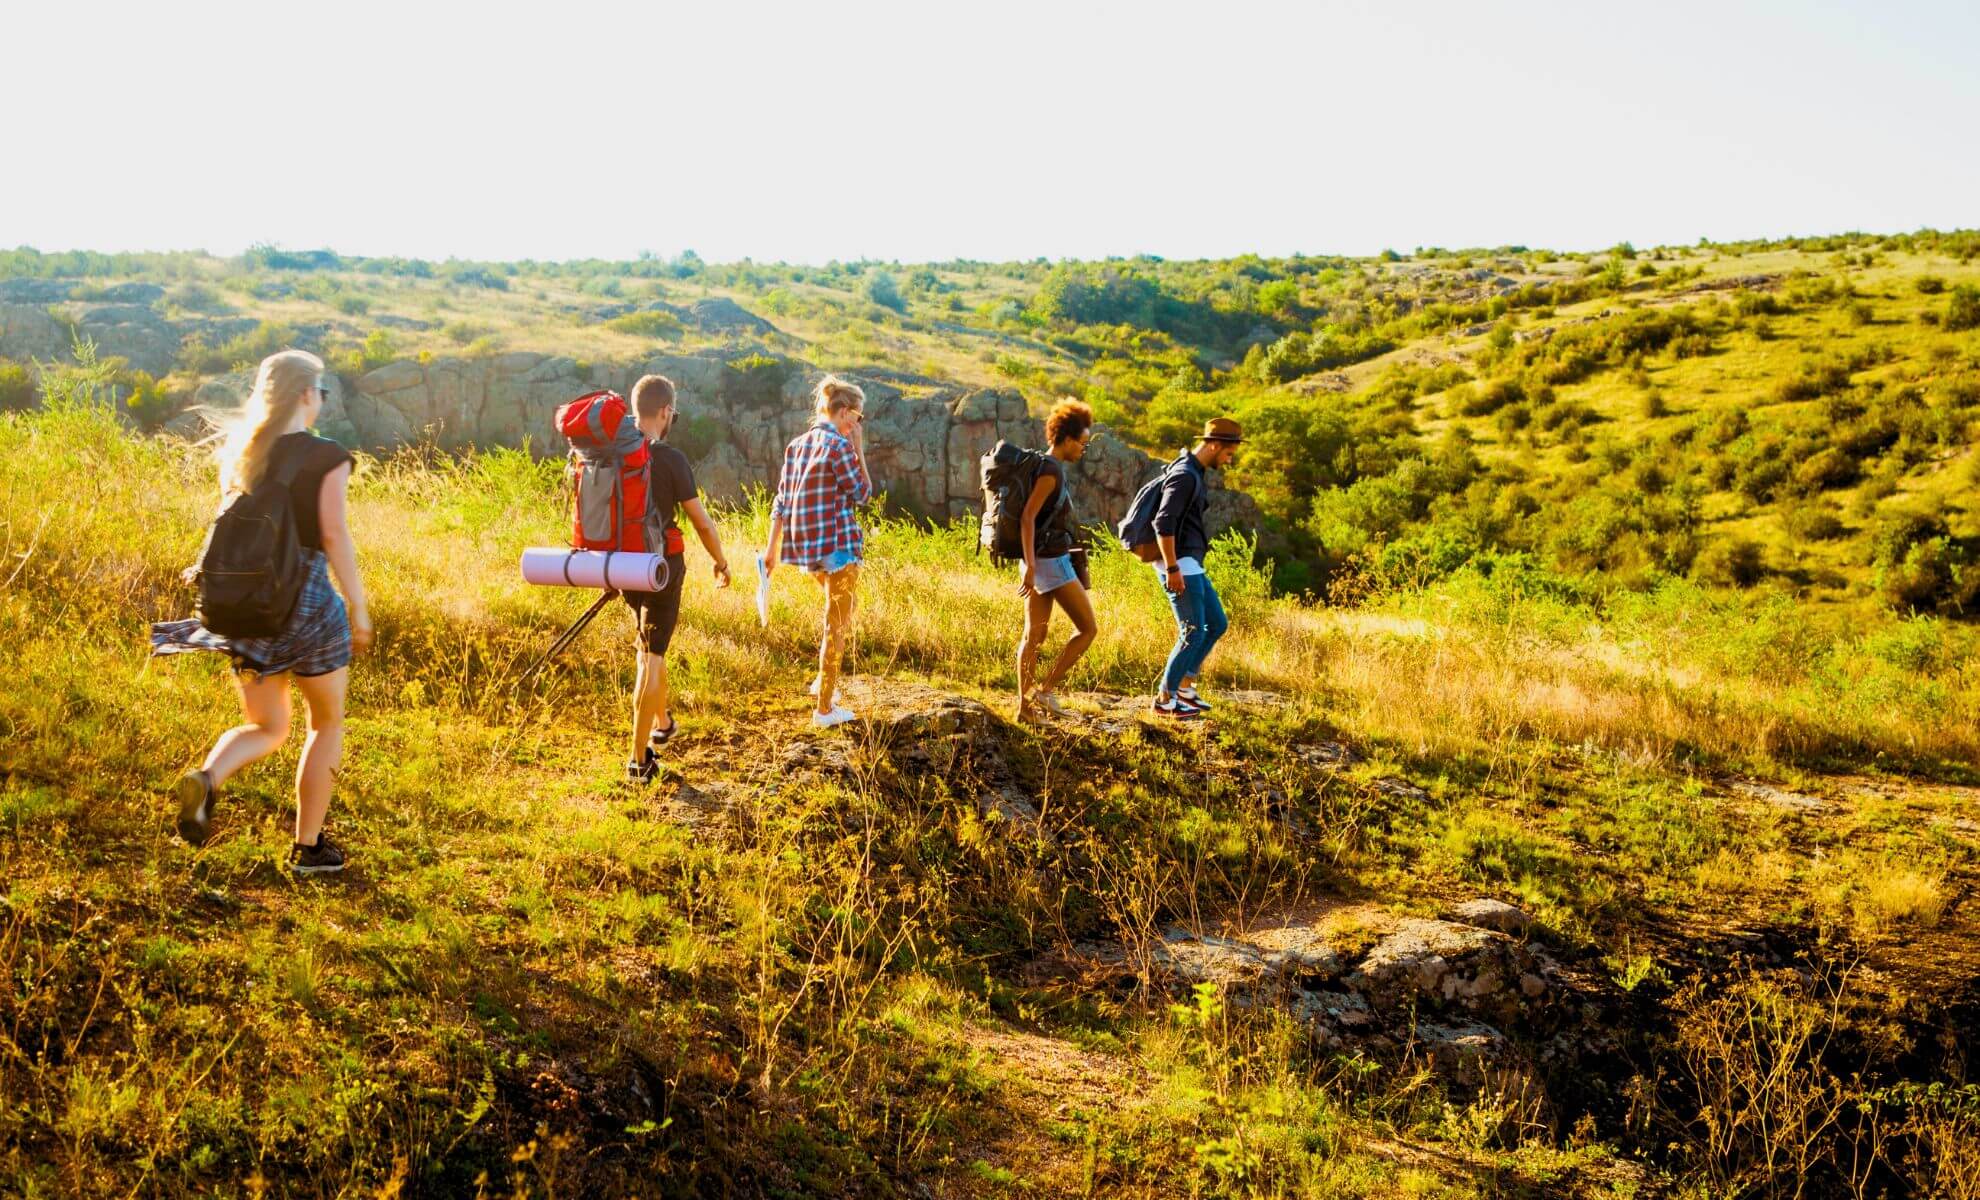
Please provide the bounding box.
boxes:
[1014,400,1099,722]
[152,350,372,874]
[763,376,872,728]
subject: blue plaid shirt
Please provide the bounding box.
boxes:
[771,421,871,567]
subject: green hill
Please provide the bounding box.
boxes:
[4,232,1978,606]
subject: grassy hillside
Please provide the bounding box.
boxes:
[3,388,1978,1194]
[5,231,1978,602]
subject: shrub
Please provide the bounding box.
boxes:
[177,320,298,374]
[1694,538,1766,588]
[1915,275,1946,295]
[335,294,372,316]
[607,310,684,340]
[1792,447,1858,492]
[1944,285,1980,333]
[1781,504,1845,541]
[1869,505,1948,567]
[863,270,905,313]
[1772,360,1851,404]
[1639,390,1668,419]
[118,370,176,429]
[1878,537,1980,615]
[1456,377,1522,416]
[0,359,36,411]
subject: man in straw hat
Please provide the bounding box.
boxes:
[1151,417,1243,719]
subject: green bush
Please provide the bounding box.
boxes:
[1944,285,1980,333]
[863,270,905,313]
[177,320,298,374]
[607,310,684,340]
[1793,447,1858,492]
[1781,503,1845,541]
[1693,537,1766,588]
[1915,275,1947,295]
[0,359,36,411]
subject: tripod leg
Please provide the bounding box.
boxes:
[515,590,618,692]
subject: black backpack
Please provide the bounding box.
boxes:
[189,440,311,637]
[979,441,1069,560]
[1115,453,1199,562]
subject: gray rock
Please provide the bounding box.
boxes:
[1730,780,1828,814]
[1447,899,1534,936]
[687,297,776,336]
[0,303,71,362]
[96,282,164,304]
[74,305,179,375]
[0,279,76,303]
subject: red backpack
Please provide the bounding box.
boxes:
[555,390,651,552]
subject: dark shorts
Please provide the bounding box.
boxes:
[622,554,686,655]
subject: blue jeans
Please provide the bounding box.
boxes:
[1161,572,1227,694]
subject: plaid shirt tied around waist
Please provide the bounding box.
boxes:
[771,420,871,567]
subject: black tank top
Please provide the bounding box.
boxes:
[269,432,355,551]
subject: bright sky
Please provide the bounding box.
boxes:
[7,0,1975,264]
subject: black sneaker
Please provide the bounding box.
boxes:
[648,718,678,752]
[175,769,216,846]
[626,750,659,783]
[290,832,347,876]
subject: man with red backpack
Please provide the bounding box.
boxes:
[621,375,731,779]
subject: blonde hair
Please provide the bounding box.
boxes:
[217,350,324,495]
[812,375,865,418]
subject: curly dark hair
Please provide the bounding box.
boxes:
[1044,399,1094,448]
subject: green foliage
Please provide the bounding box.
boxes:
[1945,285,1980,332]
[177,320,298,374]
[862,269,905,313]
[0,359,36,411]
[606,309,684,340]
[1693,537,1766,588]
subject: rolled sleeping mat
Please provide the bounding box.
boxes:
[519,548,672,592]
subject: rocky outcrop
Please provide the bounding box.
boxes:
[182,349,1259,532]
[0,280,1258,535]
[0,304,70,363]
[1070,901,1615,1083]
[73,304,179,375]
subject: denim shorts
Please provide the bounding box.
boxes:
[1031,553,1078,594]
[801,547,861,576]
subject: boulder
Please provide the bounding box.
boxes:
[686,297,776,336]
[0,303,71,363]
[0,279,76,303]
[74,304,179,375]
[96,282,164,304]
[1446,899,1534,936]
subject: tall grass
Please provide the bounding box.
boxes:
[3,401,1977,1195]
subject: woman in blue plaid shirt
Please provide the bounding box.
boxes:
[764,377,872,728]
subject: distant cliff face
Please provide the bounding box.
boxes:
[0,277,1258,537]
[179,350,1261,535]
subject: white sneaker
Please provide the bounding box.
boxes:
[807,677,843,705]
[812,705,857,729]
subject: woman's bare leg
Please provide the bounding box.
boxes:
[1039,581,1098,694]
[292,668,348,845]
[203,671,292,786]
[1016,590,1054,714]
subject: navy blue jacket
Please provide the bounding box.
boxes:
[1152,452,1210,561]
